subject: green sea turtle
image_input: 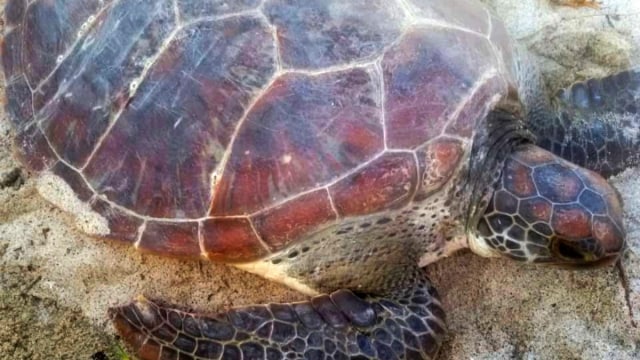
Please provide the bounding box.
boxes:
[2,0,637,359]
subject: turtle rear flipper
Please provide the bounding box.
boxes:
[529,70,640,178]
[110,271,445,360]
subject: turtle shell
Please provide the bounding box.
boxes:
[2,0,514,262]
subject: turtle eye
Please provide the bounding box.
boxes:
[554,238,584,261]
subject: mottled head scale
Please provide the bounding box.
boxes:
[474,144,625,266]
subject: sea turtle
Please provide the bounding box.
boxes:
[2,0,638,359]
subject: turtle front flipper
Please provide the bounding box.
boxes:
[110,272,446,360]
[529,70,639,178]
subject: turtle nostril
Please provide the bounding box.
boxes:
[556,240,584,261]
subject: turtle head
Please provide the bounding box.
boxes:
[470,144,625,267]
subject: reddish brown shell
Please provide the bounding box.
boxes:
[2,0,514,262]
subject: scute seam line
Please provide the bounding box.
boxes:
[181,9,262,28]
[250,149,418,218]
[33,1,115,93]
[409,19,487,39]
[442,69,501,136]
[33,125,265,223]
[173,0,180,23]
[485,7,493,39]
[25,1,492,228]
[386,69,500,153]
[80,4,180,171]
[280,60,378,77]
[21,0,32,91]
[205,76,280,216]
[261,10,284,73]
[197,220,206,258]
[485,13,514,91]
[409,150,421,202]
[216,63,390,218]
[247,217,273,253]
[325,187,340,219]
[250,151,385,217]
[133,221,147,248]
[374,60,389,150]
[20,1,40,135]
[396,0,417,22]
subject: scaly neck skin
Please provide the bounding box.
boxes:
[462,104,534,252]
[417,106,531,266]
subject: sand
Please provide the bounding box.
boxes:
[0,0,639,359]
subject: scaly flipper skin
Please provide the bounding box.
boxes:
[110,271,445,360]
[531,70,640,178]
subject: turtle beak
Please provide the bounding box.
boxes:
[551,232,625,269]
[550,235,622,269]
